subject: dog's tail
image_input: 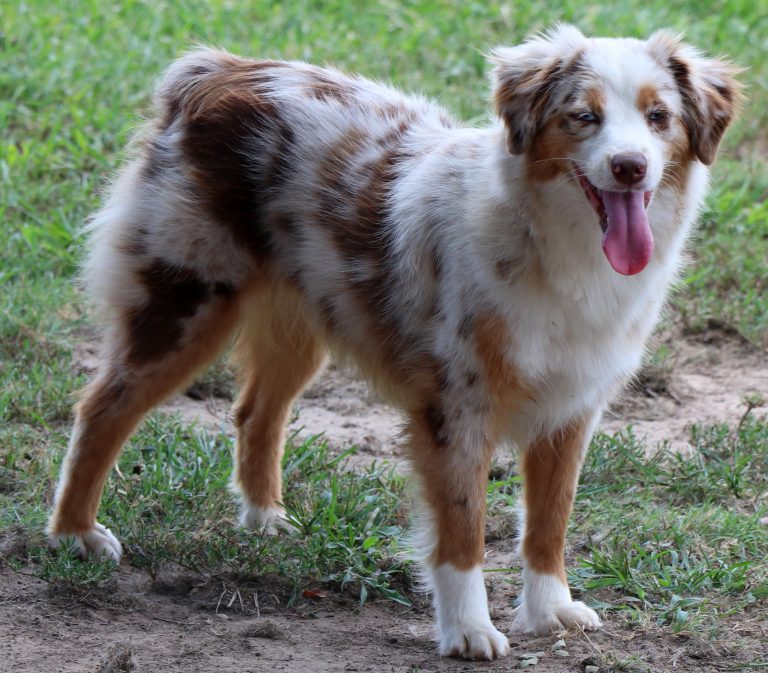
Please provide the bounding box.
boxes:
[155,46,245,120]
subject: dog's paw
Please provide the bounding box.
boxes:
[239,503,298,535]
[512,599,601,635]
[49,522,122,563]
[439,621,510,660]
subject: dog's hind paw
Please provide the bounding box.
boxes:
[49,522,122,563]
[239,503,298,535]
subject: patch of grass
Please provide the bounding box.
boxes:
[2,416,410,605]
[571,417,768,633]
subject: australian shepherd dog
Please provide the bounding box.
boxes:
[49,25,739,659]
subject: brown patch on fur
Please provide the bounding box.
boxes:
[637,84,671,132]
[407,411,494,570]
[162,55,278,124]
[127,260,220,365]
[316,128,368,201]
[311,116,420,380]
[50,299,242,536]
[521,419,588,581]
[584,86,606,117]
[473,312,532,441]
[667,55,741,165]
[180,93,281,257]
[526,114,578,182]
[662,119,695,194]
[232,288,327,510]
[495,258,514,280]
[170,60,305,258]
[474,312,518,396]
[494,49,585,154]
[636,83,661,112]
[305,70,356,104]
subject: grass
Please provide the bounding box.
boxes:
[0,0,767,665]
[572,418,768,635]
[3,419,410,606]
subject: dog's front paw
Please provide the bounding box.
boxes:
[439,620,510,660]
[239,503,298,535]
[512,599,601,635]
[513,569,601,635]
[49,522,122,563]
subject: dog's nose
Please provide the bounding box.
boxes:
[611,153,647,186]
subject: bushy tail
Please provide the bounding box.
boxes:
[155,46,243,120]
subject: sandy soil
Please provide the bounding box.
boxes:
[2,330,766,672]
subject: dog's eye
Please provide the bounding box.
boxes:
[647,109,669,124]
[572,111,600,124]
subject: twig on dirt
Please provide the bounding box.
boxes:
[227,587,244,612]
[577,623,603,658]
[725,662,768,671]
[253,591,260,618]
[150,614,189,625]
[215,585,227,614]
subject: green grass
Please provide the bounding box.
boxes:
[2,418,410,606]
[571,418,768,634]
[1,0,766,655]
[484,417,768,636]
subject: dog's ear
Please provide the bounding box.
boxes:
[647,31,743,165]
[491,24,587,155]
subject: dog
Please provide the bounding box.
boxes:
[48,25,739,659]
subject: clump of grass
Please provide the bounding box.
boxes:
[12,416,411,606]
[572,417,768,633]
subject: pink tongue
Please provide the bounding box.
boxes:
[601,191,654,275]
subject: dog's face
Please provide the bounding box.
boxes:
[492,25,741,275]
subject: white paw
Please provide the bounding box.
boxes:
[512,598,601,635]
[431,564,510,660]
[239,503,298,535]
[513,568,601,635]
[439,621,510,660]
[50,522,122,563]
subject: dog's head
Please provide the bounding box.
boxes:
[491,25,742,275]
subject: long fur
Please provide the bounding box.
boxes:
[48,25,740,660]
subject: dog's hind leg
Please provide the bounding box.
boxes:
[48,269,243,562]
[231,288,327,534]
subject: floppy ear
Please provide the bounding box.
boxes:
[491,24,587,155]
[647,31,743,165]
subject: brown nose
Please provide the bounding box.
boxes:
[611,153,647,186]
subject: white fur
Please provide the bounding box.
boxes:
[49,523,122,563]
[240,502,297,535]
[430,564,510,659]
[512,567,601,635]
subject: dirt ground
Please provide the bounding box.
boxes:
[1,329,766,672]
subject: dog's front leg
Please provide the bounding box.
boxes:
[409,416,510,660]
[512,415,602,634]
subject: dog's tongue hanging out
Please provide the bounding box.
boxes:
[600,191,654,276]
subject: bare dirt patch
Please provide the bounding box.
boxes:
[2,562,763,673]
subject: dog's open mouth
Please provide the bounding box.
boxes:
[575,168,654,276]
